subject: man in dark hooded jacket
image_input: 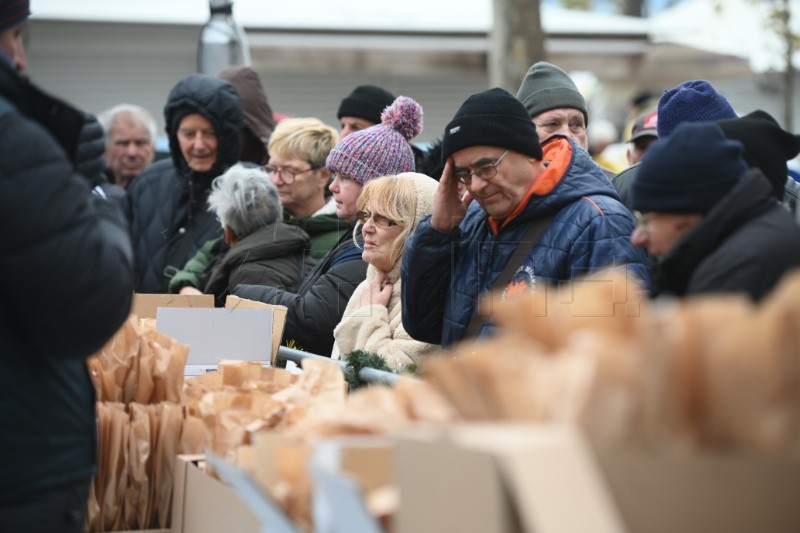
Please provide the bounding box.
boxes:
[127,74,243,293]
[630,122,800,301]
[0,2,134,530]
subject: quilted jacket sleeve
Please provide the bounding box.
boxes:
[1,114,134,358]
[400,217,460,345]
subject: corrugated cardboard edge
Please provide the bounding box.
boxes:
[132,294,215,320]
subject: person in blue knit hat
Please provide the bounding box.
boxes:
[630,121,800,301]
[656,79,737,137]
[613,79,738,208]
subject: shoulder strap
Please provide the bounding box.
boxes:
[0,94,18,118]
[462,212,557,339]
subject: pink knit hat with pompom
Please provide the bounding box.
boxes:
[326,96,423,184]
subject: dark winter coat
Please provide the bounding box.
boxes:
[127,74,243,293]
[653,170,800,301]
[204,222,314,305]
[401,136,650,347]
[233,225,368,356]
[0,62,134,503]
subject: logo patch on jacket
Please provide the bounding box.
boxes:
[502,265,536,301]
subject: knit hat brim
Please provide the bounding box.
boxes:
[442,115,542,162]
[442,88,542,163]
[632,122,747,214]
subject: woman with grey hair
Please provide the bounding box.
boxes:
[171,163,313,304]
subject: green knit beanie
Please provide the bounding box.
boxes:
[516,61,588,125]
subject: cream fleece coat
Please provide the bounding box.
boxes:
[331,173,438,371]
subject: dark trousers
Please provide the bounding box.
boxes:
[0,478,90,533]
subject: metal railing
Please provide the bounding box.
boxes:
[276,345,402,386]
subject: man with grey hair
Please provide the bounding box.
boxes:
[170,163,313,305]
[98,103,157,188]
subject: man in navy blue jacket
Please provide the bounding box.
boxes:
[401,88,649,347]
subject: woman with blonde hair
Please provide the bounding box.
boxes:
[266,117,343,260]
[332,172,438,371]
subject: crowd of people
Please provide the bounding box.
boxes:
[4,0,800,530]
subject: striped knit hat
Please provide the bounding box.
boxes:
[0,0,30,33]
[326,96,422,184]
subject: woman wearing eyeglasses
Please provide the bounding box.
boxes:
[265,117,344,260]
[234,96,424,357]
[331,173,438,371]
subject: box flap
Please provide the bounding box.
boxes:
[172,454,261,533]
[598,451,800,533]
[226,295,287,365]
[308,463,382,533]
[492,427,626,533]
[132,293,214,320]
[156,307,273,367]
[394,427,512,533]
[205,451,300,533]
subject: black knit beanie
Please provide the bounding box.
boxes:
[632,122,747,215]
[337,84,396,125]
[717,110,800,200]
[441,87,542,163]
[515,61,588,125]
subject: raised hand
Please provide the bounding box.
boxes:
[430,157,470,232]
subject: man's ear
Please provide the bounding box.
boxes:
[223,226,237,246]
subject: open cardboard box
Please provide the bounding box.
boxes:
[394,423,800,533]
[132,294,287,367]
[171,455,262,533]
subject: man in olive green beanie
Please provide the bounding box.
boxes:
[516,61,590,151]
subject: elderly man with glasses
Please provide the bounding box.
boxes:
[401,88,650,347]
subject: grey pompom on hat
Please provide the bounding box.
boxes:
[516,61,588,125]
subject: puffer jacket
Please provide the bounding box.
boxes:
[401,136,650,347]
[0,62,134,503]
[233,225,367,356]
[127,74,243,293]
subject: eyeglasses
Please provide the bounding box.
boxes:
[262,164,318,184]
[452,150,510,185]
[356,210,399,228]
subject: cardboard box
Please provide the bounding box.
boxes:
[171,455,261,533]
[309,436,391,533]
[395,424,624,533]
[131,294,287,367]
[132,294,215,320]
[394,424,800,533]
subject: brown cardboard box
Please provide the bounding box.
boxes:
[170,455,261,533]
[131,294,215,320]
[394,423,800,533]
[394,424,624,533]
[131,294,287,366]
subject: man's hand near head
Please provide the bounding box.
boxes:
[430,157,472,233]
